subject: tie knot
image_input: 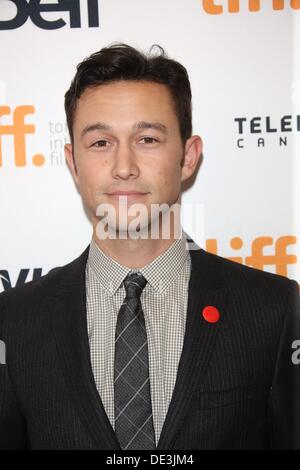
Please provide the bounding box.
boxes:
[123,272,147,299]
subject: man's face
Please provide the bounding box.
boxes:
[65,80,202,236]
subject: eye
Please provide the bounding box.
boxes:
[140,137,159,144]
[92,140,110,148]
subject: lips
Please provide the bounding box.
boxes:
[107,191,148,196]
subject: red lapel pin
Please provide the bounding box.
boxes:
[202,305,220,323]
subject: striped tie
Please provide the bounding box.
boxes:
[114,272,156,450]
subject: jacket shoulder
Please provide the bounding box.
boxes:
[0,246,90,311]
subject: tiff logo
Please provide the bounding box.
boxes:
[202,0,300,14]
[0,0,99,30]
[206,235,298,277]
[0,105,45,167]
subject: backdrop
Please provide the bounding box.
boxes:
[0,0,299,292]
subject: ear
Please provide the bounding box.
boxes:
[64,143,78,184]
[181,135,203,182]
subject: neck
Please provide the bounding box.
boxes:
[92,219,183,269]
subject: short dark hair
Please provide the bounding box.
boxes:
[64,43,192,145]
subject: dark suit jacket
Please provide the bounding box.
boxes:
[0,243,299,450]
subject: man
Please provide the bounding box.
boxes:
[0,44,299,450]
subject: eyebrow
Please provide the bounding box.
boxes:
[80,122,112,139]
[80,121,168,139]
[134,121,168,134]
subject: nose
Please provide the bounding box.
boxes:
[112,141,139,180]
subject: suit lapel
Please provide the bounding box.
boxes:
[157,245,228,449]
[48,247,120,450]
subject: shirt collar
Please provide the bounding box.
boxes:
[87,230,191,296]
